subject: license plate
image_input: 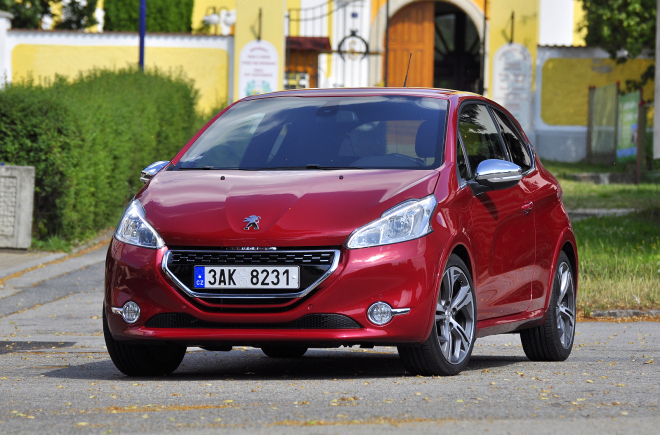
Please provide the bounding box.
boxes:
[193,266,300,289]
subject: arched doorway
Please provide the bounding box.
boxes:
[382,0,483,92]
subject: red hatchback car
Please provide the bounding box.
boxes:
[104,88,578,377]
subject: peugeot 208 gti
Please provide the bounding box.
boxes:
[104,88,578,377]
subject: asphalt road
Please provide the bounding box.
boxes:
[0,260,659,434]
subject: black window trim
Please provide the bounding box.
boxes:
[456,134,471,189]
[455,100,510,178]
[488,106,536,177]
[455,98,536,178]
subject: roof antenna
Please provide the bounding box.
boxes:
[403,53,412,87]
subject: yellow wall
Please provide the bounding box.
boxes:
[541,58,655,126]
[233,0,286,99]
[191,0,236,33]
[286,0,301,37]
[488,0,538,96]
[12,44,229,112]
[573,0,586,46]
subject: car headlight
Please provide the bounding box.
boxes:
[114,200,165,249]
[346,195,437,249]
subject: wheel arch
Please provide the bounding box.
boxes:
[420,236,476,343]
[449,243,473,280]
[561,239,578,290]
[542,228,578,317]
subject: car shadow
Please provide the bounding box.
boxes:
[42,348,527,381]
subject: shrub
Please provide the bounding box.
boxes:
[0,68,199,242]
[104,0,194,33]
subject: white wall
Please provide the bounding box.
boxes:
[0,11,12,85]
[539,0,575,46]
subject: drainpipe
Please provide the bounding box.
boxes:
[139,0,146,70]
[384,0,389,87]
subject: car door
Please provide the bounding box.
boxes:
[490,108,554,314]
[459,103,534,320]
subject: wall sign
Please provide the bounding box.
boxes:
[238,40,279,100]
[617,90,640,163]
[492,43,533,133]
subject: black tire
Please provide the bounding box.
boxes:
[261,346,308,358]
[520,251,576,361]
[398,254,477,376]
[103,311,186,376]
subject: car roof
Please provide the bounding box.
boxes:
[242,87,479,101]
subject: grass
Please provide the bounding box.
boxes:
[539,159,660,210]
[541,159,628,176]
[575,209,660,313]
[542,159,660,312]
[558,179,660,210]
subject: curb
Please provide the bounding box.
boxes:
[0,253,68,280]
[0,239,110,296]
[0,229,113,284]
[591,309,660,318]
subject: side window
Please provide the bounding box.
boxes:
[458,104,507,176]
[456,139,470,183]
[492,109,533,173]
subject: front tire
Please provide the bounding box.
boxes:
[103,311,186,376]
[520,251,576,361]
[398,254,476,376]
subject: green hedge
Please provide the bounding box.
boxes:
[0,68,199,243]
[104,0,194,33]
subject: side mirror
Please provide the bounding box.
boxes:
[140,161,170,184]
[467,159,522,196]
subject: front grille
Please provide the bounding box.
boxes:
[145,313,361,329]
[163,249,340,305]
[169,251,335,266]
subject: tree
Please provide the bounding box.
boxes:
[580,0,657,89]
[1,1,50,29]
[57,0,98,31]
[104,0,193,33]
[0,0,97,30]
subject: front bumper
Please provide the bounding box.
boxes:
[104,235,445,346]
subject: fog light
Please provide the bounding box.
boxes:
[122,301,140,324]
[367,302,393,325]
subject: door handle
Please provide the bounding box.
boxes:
[522,200,534,215]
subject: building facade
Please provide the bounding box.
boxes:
[1,0,655,161]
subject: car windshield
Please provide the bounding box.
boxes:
[175,96,448,170]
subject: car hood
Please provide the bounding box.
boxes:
[138,169,440,247]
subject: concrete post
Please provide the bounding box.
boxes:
[0,165,35,249]
[654,0,660,160]
[0,10,13,85]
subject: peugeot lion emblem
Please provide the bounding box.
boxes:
[243,215,261,230]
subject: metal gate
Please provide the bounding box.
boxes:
[285,0,381,89]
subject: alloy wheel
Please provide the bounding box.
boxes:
[555,261,576,349]
[436,266,475,364]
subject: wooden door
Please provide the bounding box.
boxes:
[386,1,435,88]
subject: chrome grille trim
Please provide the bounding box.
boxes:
[161,249,341,299]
